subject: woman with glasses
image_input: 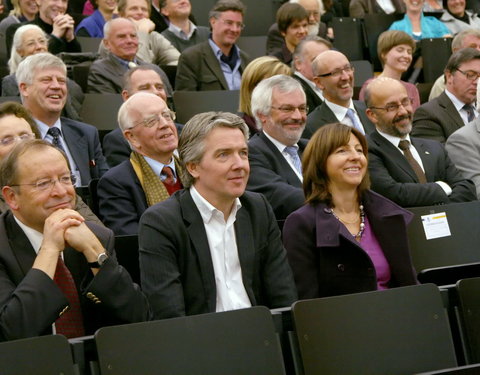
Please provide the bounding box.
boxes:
[0,101,102,224]
[283,123,417,299]
[359,30,420,110]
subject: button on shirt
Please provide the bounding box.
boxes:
[324,99,366,134]
[208,38,242,90]
[36,119,81,186]
[445,89,478,125]
[264,131,303,181]
[190,186,252,312]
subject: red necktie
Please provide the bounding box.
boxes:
[162,166,175,185]
[53,256,85,338]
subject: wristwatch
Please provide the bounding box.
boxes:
[88,252,108,268]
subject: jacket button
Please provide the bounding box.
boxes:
[86,292,94,299]
[337,264,345,272]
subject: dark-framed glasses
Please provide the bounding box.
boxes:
[369,97,413,113]
[0,133,35,147]
[129,111,176,129]
[10,174,76,191]
[456,68,480,81]
[271,105,309,114]
[317,64,354,78]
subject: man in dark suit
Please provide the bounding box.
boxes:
[304,50,375,138]
[139,111,297,319]
[247,75,307,221]
[175,0,249,91]
[412,48,480,143]
[365,77,476,207]
[0,140,150,342]
[98,92,182,235]
[17,53,108,186]
[292,35,332,114]
[87,18,172,95]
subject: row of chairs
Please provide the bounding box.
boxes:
[2,281,480,374]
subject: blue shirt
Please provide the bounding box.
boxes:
[389,13,451,40]
[208,38,242,90]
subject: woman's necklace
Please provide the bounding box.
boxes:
[331,204,366,240]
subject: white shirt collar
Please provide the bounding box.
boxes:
[294,71,324,100]
[35,118,62,139]
[324,98,355,121]
[190,185,242,224]
[376,129,412,150]
[445,88,469,111]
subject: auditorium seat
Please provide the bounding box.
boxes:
[237,35,268,59]
[421,38,453,83]
[332,17,365,61]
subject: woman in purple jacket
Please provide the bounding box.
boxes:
[283,123,417,299]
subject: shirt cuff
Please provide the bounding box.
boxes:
[436,181,452,196]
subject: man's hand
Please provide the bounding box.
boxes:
[131,17,154,33]
[52,13,75,41]
[65,222,105,264]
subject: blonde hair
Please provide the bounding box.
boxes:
[239,56,291,115]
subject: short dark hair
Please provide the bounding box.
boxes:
[209,0,246,19]
[302,123,370,206]
[445,47,480,74]
[276,3,308,34]
[0,140,70,188]
[0,101,40,139]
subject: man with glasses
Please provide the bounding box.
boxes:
[175,0,250,91]
[97,92,182,235]
[365,77,475,207]
[247,75,308,221]
[413,48,480,143]
[303,50,375,139]
[0,140,150,341]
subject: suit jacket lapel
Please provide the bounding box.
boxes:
[234,204,255,303]
[411,138,435,181]
[354,102,375,134]
[61,119,88,184]
[320,102,339,123]
[202,44,229,90]
[180,190,217,312]
[438,92,465,131]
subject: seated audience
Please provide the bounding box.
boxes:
[283,123,417,299]
[413,48,480,143]
[175,0,249,91]
[0,139,150,341]
[75,0,118,37]
[3,25,84,121]
[139,111,297,319]
[441,0,480,36]
[0,101,101,224]
[365,77,476,206]
[349,0,405,18]
[292,36,332,114]
[389,0,451,41]
[359,30,420,111]
[88,18,173,95]
[98,92,182,235]
[429,29,480,100]
[6,0,81,56]
[247,75,307,221]
[304,50,375,138]
[160,0,209,52]
[18,53,108,186]
[115,0,180,66]
[267,0,328,56]
[269,2,308,65]
[0,0,38,36]
[238,56,291,135]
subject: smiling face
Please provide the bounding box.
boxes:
[282,18,308,51]
[382,43,413,74]
[187,126,249,212]
[210,10,243,49]
[104,18,138,60]
[17,28,48,57]
[20,67,67,121]
[19,0,39,19]
[97,0,117,14]
[446,58,480,105]
[124,94,178,163]
[161,0,191,19]
[447,0,465,17]
[403,0,424,12]
[4,146,75,232]
[36,0,67,24]
[0,115,35,159]
[122,0,149,19]
[258,87,306,146]
[314,51,354,107]
[326,133,367,192]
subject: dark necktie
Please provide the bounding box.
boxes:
[398,140,427,184]
[53,256,85,338]
[47,127,66,153]
[463,104,476,123]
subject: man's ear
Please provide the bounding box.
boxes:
[18,82,28,98]
[313,76,324,90]
[2,186,19,211]
[186,161,199,180]
[365,107,378,125]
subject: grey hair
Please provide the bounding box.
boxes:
[292,35,332,72]
[179,111,249,188]
[16,53,66,98]
[250,74,305,128]
[452,29,480,52]
[117,91,160,131]
[104,17,137,40]
[208,0,246,19]
[8,24,47,74]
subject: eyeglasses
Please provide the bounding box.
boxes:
[129,111,176,129]
[0,133,35,147]
[219,19,245,29]
[456,68,480,81]
[369,97,413,113]
[10,174,76,191]
[316,64,354,78]
[271,105,309,114]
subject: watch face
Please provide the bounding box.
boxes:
[98,253,108,266]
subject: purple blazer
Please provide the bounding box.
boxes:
[283,189,418,299]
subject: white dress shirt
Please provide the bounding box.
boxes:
[324,99,366,134]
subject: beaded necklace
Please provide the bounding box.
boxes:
[331,204,365,240]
